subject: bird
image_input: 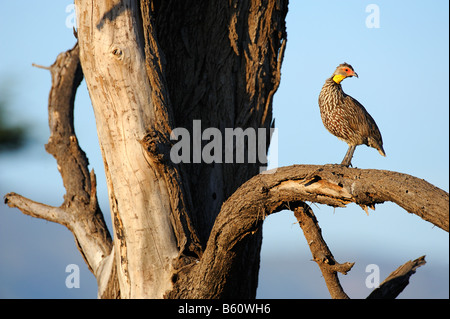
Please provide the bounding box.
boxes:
[318,63,385,167]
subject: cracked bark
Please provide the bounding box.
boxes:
[4,0,448,299]
[294,203,353,299]
[4,43,119,298]
[167,164,448,298]
[367,256,427,299]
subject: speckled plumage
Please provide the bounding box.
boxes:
[318,63,385,166]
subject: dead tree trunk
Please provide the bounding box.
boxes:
[4,0,287,298]
[4,0,448,299]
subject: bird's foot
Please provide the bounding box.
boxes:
[340,160,352,168]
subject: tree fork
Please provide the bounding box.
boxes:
[167,164,448,298]
[4,43,119,298]
[5,1,447,299]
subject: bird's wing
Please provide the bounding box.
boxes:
[344,95,382,141]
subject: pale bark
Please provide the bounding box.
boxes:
[4,0,448,299]
[5,0,289,299]
[74,0,186,298]
[4,44,119,298]
[72,0,288,298]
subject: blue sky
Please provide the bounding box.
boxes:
[0,1,448,298]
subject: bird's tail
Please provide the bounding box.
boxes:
[368,137,386,157]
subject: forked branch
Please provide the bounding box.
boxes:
[4,43,118,298]
[170,164,448,298]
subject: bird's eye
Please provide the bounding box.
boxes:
[345,68,349,72]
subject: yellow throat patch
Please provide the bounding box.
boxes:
[332,74,346,84]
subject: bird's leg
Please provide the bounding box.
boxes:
[341,145,356,167]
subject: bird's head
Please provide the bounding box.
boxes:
[332,63,358,84]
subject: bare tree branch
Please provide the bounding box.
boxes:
[170,164,448,298]
[294,202,354,299]
[367,256,427,299]
[4,1,445,300]
[4,193,69,224]
[4,43,118,298]
[75,0,193,297]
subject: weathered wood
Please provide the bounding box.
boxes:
[294,203,353,299]
[75,0,182,298]
[5,0,290,299]
[4,43,118,298]
[5,1,447,300]
[140,0,203,260]
[154,0,288,245]
[154,1,288,297]
[367,256,427,299]
[167,164,448,298]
